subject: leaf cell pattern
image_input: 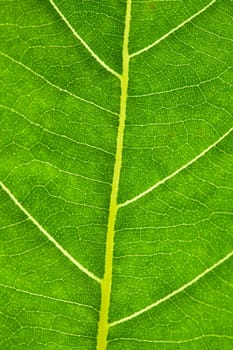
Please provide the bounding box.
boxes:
[1,0,233,349]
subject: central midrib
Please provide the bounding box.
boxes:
[96,0,132,349]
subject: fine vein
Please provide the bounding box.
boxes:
[49,0,121,79]
[110,250,233,327]
[0,181,101,284]
[1,52,117,116]
[0,104,114,157]
[96,0,132,348]
[0,283,98,312]
[119,127,233,208]
[130,0,216,58]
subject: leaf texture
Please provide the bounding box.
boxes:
[0,0,233,349]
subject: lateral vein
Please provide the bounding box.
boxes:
[1,52,118,116]
[96,0,132,349]
[0,181,101,284]
[0,104,114,157]
[130,0,216,58]
[109,335,233,345]
[118,127,233,208]
[49,0,121,79]
[0,283,98,312]
[110,250,233,327]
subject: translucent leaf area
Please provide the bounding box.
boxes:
[1,0,233,349]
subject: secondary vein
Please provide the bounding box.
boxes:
[0,181,101,284]
[96,0,132,348]
[118,127,233,208]
[49,0,121,79]
[110,250,233,327]
[130,0,216,58]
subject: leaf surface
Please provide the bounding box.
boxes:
[1,0,233,349]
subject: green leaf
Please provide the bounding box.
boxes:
[1,0,233,349]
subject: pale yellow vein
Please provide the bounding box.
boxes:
[0,181,101,284]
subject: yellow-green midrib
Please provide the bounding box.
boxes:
[96,0,132,349]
